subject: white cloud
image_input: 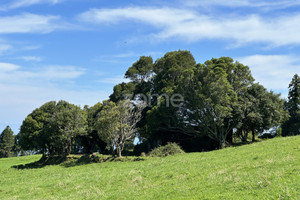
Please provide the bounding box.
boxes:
[0,62,105,133]
[183,0,300,9]
[21,45,42,51]
[0,13,62,34]
[0,62,20,71]
[78,7,300,47]
[0,44,12,55]
[237,55,300,93]
[19,56,42,62]
[0,62,85,84]
[0,83,109,133]
[0,0,63,10]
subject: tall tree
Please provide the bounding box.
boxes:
[282,74,300,136]
[140,50,196,140]
[0,126,15,158]
[185,61,237,149]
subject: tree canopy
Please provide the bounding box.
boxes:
[12,50,292,158]
[0,126,15,158]
[282,74,300,136]
[18,101,87,156]
[110,51,287,149]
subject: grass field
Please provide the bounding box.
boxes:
[0,136,299,199]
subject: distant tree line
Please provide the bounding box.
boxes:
[1,50,299,159]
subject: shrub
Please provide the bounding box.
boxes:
[148,143,184,157]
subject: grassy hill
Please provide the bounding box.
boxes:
[0,136,299,200]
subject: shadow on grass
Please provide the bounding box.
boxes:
[230,139,263,148]
[12,155,69,170]
[12,154,146,170]
[62,154,146,168]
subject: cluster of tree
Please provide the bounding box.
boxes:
[111,51,288,150]
[17,100,143,157]
[4,50,297,159]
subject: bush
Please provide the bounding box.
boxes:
[148,143,184,157]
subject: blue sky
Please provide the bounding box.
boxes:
[0,0,299,134]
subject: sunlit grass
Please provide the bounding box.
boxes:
[0,136,299,199]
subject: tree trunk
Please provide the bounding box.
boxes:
[241,130,248,143]
[217,131,226,149]
[226,128,233,144]
[252,128,255,142]
[116,147,122,157]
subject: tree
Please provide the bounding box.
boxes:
[238,84,287,142]
[110,51,286,151]
[109,82,136,103]
[0,126,15,158]
[45,101,87,155]
[77,103,107,154]
[125,56,153,83]
[282,74,300,136]
[185,61,237,149]
[18,101,87,156]
[140,50,196,141]
[95,100,143,157]
[18,101,56,155]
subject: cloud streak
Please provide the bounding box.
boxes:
[237,55,300,95]
[0,44,12,55]
[183,0,300,9]
[0,13,63,34]
[19,56,43,62]
[0,0,63,10]
[0,62,105,133]
[0,63,85,84]
[78,7,300,47]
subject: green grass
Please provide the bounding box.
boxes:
[1,136,299,199]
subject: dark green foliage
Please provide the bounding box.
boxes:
[109,82,136,102]
[17,50,290,157]
[148,143,184,157]
[18,100,87,156]
[282,74,300,136]
[0,126,15,158]
[78,103,107,154]
[109,51,286,151]
[125,56,153,83]
[238,83,287,142]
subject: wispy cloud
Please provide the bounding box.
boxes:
[0,83,108,131]
[0,13,66,34]
[0,0,63,11]
[78,7,300,47]
[0,62,105,133]
[183,0,300,9]
[19,56,42,62]
[0,44,12,55]
[0,62,20,71]
[237,55,299,94]
[21,45,42,51]
[0,62,85,84]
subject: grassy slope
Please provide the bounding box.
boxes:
[0,136,299,200]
